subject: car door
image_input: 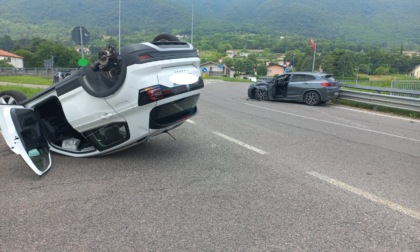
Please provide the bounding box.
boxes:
[287,74,311,99]
[56,83,126,133]
[0,105,51,176]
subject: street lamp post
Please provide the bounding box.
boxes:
[367,57,371,75]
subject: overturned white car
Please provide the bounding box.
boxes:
[0,34,204,176]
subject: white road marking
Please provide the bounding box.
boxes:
[308,172,420,220]
[245,103,420,142]
[186,119,196,124]
[335,106,420,122]
[212,131,268,155]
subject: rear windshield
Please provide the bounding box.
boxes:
[323,75,336,81]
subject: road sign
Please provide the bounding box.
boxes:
[218,64,223,69]
[202,67,207,73]
[72,27,90,45]
[285,67,289,72]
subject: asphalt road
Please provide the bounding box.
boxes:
[1,80,419,251]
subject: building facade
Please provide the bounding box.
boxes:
[200,62,235,78]
[410,65,420,78]
[0,49,24,68]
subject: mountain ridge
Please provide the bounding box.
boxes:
[0,0,419,48]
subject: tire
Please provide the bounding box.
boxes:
[0,90,27,105]
[255,89,268,101]
[304,91,320,106]
[152,34,180,42]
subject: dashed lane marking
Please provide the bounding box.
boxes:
[213,131,268,155]
[308,171,420,221]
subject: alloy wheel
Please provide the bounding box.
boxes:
[304,91,320,105]
[255,89,267,101]
[0,95,18,105]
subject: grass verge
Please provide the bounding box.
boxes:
[0,76,52,85]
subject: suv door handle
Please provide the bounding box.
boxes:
[101,113,114,119]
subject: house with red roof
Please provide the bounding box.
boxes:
[0,49,24,68]
[266,62,287,76]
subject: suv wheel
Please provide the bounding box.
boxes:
[0,90,27,105]
[304,91,320,106]
[255,89,267,101]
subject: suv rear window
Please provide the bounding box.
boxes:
[323,75,336,81]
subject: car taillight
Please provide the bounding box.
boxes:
[139,54,153,61]
[321,82,335,87]
[138,86,163,105]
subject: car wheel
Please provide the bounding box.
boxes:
[255,89,267,101]
[304,91,320,106]
[0,90,27,105]
[152,34,180,42]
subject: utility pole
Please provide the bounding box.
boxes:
[191,0,194,46]
[311,38,316,72]
[119,0,121,52]
[312,46,316,72]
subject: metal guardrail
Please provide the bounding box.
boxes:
[338,83,420,112]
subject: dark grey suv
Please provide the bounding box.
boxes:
[248,72,340,105]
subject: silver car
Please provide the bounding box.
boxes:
[248,72,340,105]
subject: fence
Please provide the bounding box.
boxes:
[0,67,77,78]
[390,80,420,98]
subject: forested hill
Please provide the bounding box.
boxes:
[1,0,419,48]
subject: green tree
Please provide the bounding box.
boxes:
[223,57,234,68]
[247,53,258,63]
[320,54,335,74]
[217,43,232,53]
[33,41,79,68]
[320,49,356,77]
[13,49,35,67]
[256,64,267,76]
[297,55,314,72]
[333,49,357,77]
[234,58,254,74]
[284,50,304,69]
[0,60,13,67]
[0,35,14,51]
[375,66,390,75]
